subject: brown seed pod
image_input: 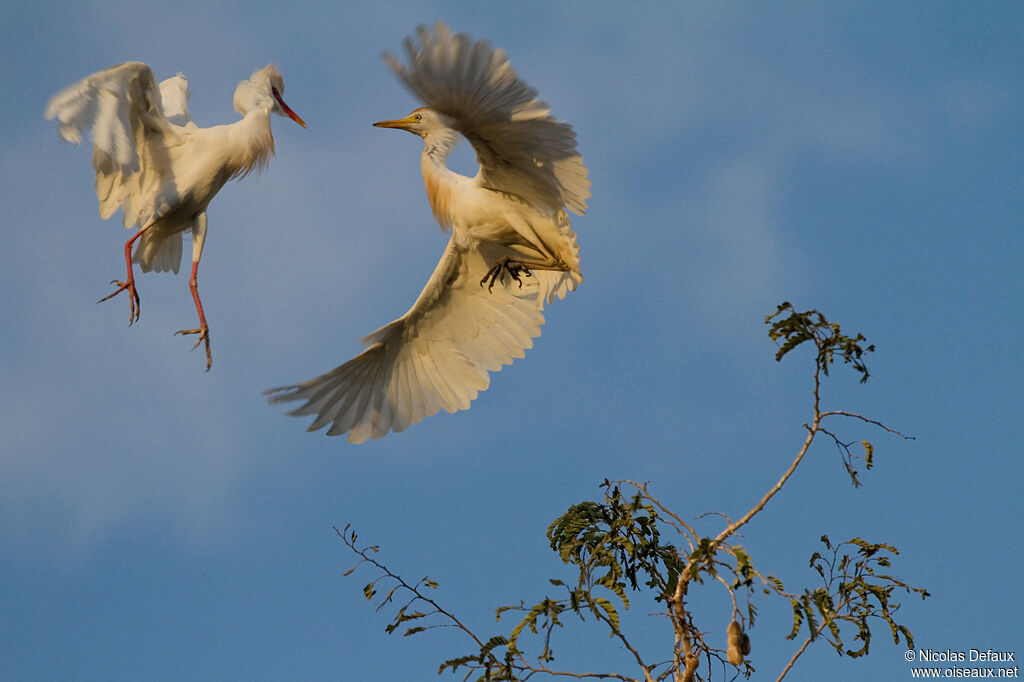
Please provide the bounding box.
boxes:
[727,620,750,665]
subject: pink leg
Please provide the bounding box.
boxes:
[98,229,147,324]
[174,260,212,371]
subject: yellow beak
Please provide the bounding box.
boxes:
[372,114,416,130]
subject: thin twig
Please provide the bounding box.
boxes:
[711,572,740,621]
[713,420,819,549]
[819,410,915,439]
[585,596,656,682]
[775,595,853,682]
[521,663,640,681]
[776,624,821,681]
[621,480,701,550]
[335,527,488,651]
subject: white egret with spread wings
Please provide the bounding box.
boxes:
[267,23,590,443]
[45,62,306,370]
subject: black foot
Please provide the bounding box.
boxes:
[480,257,532,292]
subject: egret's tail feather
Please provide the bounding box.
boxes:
[132,228,182,274]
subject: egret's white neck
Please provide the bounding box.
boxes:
[419,127,462,230]
[226,108,275,180]
[422,127,462,173]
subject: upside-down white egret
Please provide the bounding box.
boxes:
[45,62,306,370]
[267,23,589,443]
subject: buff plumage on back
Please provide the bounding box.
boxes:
[384,23,590,217]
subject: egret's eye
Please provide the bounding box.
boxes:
[413,114,422,121]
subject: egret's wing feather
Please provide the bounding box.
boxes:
[384,22,590,216]
[158,73,196,129]
[45,62,179,228]
[45,62,165,173]
[266,236,547,443]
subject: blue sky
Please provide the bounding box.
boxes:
[2,2,1021,680]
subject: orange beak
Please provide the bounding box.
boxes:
[272,87,307,128]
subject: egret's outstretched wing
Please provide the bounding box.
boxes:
[45,62,167,175]
[384,22,590,217]
[266,239,547,443]
[44,61,179,228]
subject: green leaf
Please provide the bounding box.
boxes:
[899,625,915,650]
[437,654,480,675]
[592,597,620,634]
[787,599,804,640]
[481,635,509,653]
[508,602,548,648]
